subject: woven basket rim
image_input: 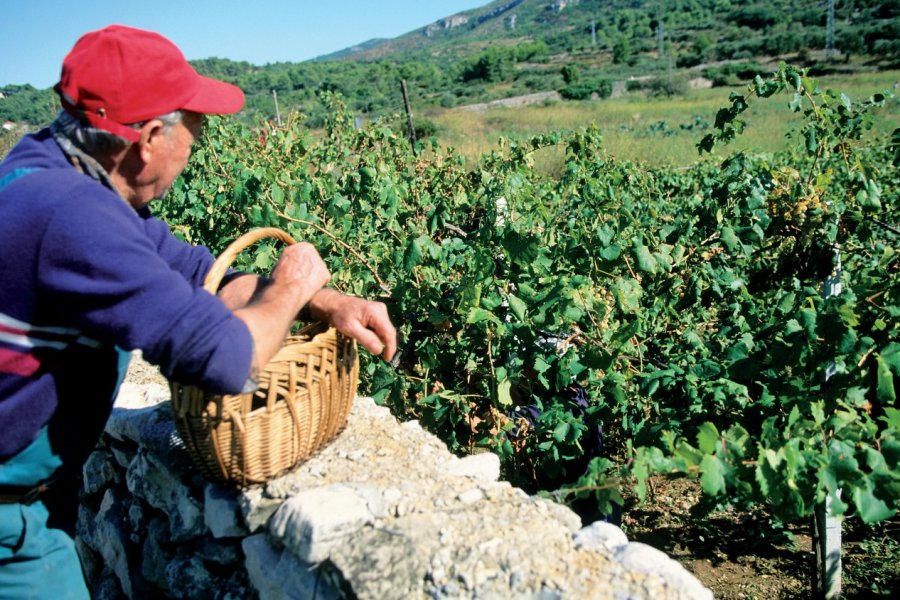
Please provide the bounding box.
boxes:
[168,228,359,487]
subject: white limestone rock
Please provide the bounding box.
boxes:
[442,451,501,481]
[614,541,714,600]
[238,486,283,533]
[242,534,339,600]
[573,520,629,552]
[268,484,374,562]
[204,483,248,538]
[126,448,205,541]
[82,449,119,495]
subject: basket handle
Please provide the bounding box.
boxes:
[203,227,297,294]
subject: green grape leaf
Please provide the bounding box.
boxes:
[700,454,726,496]
[697,422,720,454]
[508,293,527,322]
[853,480,895,524]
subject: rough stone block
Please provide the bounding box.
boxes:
[268,484,374,562]
[242,534,339,600]
[204,483,248,538]
[83,450,119,496]
[108,439,137,469]
[141,516,172,593]
[238,487,283,533]
[573,520,629,552]
[107,384,171,443]
[442,452,501,482]
[165,555,221,599]
[195,537,242,566]
[614,541,714,600]
[126,448,205,541]
[458,488,485,505]
[90,489,137,598]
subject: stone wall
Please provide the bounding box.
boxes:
[76,377,713,600]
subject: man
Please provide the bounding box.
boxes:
[0,25,396,598]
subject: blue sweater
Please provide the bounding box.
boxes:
[0,129,253,462]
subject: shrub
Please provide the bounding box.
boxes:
[560,79,612,100]
[561,64,580,85]
[702,63,770,87]
[645,76,688,98]
[413,117,441,140]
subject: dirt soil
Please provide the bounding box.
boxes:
[619,476,900,599]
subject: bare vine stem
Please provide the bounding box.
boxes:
[275,209,393,293]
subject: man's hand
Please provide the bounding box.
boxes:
[217,243,330,311]
[308,289,397,361]
[223,243,331,373]
[270,242,331,296]
[216,245,395,366]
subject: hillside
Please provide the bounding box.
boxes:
[1,0,898,129]
[321,0,899,65]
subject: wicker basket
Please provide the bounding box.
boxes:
[170,228,359,487]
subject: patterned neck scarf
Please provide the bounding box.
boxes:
[49,120,129,207]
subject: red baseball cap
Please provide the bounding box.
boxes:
[54,24,245,142]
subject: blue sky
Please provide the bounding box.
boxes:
[1,0,489,88]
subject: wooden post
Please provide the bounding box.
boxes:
[400,79,416,145]
[813,244,843,599]
[272,89,282,127]
[813,496,842,598]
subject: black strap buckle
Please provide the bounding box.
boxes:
[21,483,50,505]
[0,483,51,505]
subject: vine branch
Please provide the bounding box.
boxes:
[275,209,393,294]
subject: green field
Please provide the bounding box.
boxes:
[429,69,900,171]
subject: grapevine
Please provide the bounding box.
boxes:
[159,66,899,525]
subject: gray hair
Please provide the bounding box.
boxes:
[51,109,183,158]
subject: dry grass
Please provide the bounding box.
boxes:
[428,70,900,170]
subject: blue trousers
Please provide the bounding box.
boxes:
[0,429,89,600]
[0,348,130,599]
[0,503,89,599]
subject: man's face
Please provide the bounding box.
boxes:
[153,111,203,200]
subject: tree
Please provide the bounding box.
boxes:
[561,63,581,85]
[0,85,58,126]
[612,37,632,65]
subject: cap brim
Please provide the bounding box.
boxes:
[181,75,245,116]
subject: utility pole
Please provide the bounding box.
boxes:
[591,19,596,45]
[825,0,837,60]
[657,15,665,63]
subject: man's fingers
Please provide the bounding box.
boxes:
[344,322,389,358]
[337,303,397,361]
[361,302,397,360]
[370,314,397,361]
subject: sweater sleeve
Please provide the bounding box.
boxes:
[138,208,217,288]
[36,186,253,394]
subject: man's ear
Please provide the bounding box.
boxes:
[135,119,166,163]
